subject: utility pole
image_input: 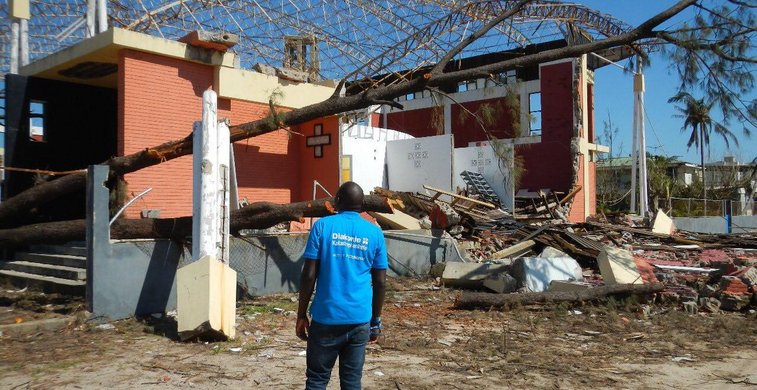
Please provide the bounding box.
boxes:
[631,57,649,218]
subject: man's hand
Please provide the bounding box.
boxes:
[296,316,310,341]
[369,317,382,343]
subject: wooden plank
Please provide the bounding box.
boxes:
[369,209,422,230]
[491,240,535,259]
[423,185,496,209]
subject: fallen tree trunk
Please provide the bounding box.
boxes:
[0,195,392,246]
[454,283,664,310]
[0,1,694,228]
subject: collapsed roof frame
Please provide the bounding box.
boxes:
[1,0,635,80]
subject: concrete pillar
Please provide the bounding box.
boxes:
[86,165,111,313]
[10,19,19,74]
[19,18,28,66]
[86,0,96,38]
[97,0,107,33]
[192,90,220,261]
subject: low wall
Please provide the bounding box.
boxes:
[673,215,757,234]
[91,230,466,320]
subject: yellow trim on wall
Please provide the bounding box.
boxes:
[215,67,335,109]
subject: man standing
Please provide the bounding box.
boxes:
[296,182,387,390]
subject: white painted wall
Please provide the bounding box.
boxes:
[340,125,414,191]
[386,134,453,194]
[453,143,514,210]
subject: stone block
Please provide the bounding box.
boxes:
[683,301,699,315]
[483,273,518,293]
[699,297,721,313]
[598,247,643,285]
[441,262,510,289]
[652,209,675,235]
[539,246,568,258]
[177,255,237,340]
[512,257,583,293]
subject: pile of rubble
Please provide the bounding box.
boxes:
[370,187,757,313]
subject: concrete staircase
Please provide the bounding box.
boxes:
[0,244,87,295]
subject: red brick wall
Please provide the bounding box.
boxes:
[294,117,340,201]
[119,50,298,218]
[222,100,299,206]
[384,107,443,138]
[518,61,574,193]
[119,49,212,218]
[588,160,596,216]
[450,97,517,148]
[587,83,595,143]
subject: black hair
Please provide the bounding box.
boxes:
[335,181,364,212]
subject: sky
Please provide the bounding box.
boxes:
[580,1,756,165]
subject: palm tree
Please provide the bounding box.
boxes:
[668,92,738,215]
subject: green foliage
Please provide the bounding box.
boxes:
[660,0,755,137]
[647,154,680,212]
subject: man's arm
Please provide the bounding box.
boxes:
[296,259,318,341]
[370,268,386,342]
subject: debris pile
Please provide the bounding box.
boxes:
[368,186,757,313]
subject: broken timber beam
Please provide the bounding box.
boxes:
[559,185,582,205]
[423,185,496,210]
[454,283,664,310]
[490,240,535,259]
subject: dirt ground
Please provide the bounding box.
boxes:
[2,278,757,390]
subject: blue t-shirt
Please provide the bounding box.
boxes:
[303,211,388,325]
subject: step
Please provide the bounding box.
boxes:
[0,261,86,281]
[0,270,85,296]
[29,244,87,257]
[15,252,86,268]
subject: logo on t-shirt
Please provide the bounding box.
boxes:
[331,233,370,254]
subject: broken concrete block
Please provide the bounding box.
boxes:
[699,284,719,298]
[539,246,568,258]
[547,280,593,292]
[177,255,237,341]
[483,273,518,293]
[441,262,509,289]
[652,209,675,235]
[683,301,698,315]
[720,294,749,311]
[430,263,447,278]
[512,257,583,293]
[598,247,643,285]
[699,297,721,313]
[739,267,757,287]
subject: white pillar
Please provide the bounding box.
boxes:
[10,19,19,74]
[19,18,28,66]
[635,59,648,218]
[97,0,107,33]
[86,0,96,38]
[630,84,638,214]
[192,90,220,261]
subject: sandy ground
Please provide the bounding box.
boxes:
[2,278,757,389]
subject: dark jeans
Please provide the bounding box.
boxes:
[306,321,370,390]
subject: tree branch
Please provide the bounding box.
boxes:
[430,0,532,74]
